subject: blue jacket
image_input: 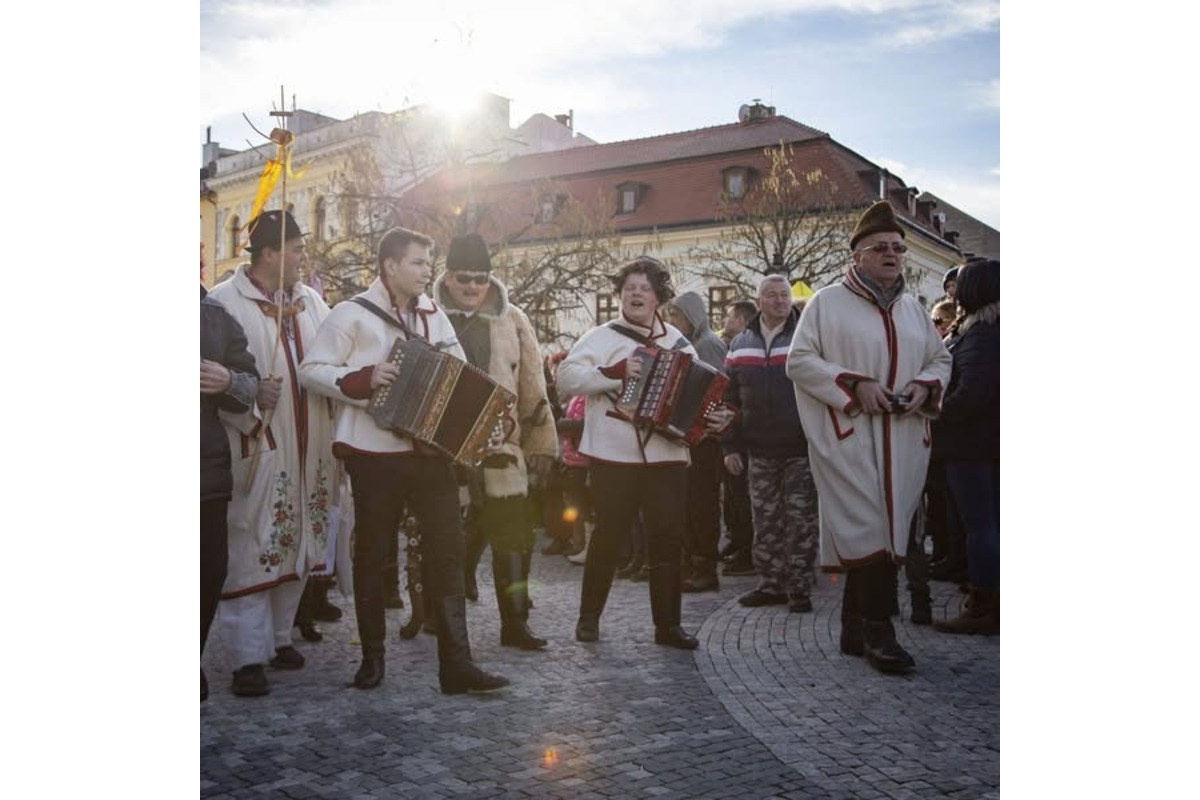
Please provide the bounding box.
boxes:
[721,307,807,458]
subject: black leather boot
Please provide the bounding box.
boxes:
[863,618,915,674]
[680,557,719,593]
[434,595,510,695]
[840,570,864,656]
[495,552,547,650]
[353,654,385,689]
[352,565,387,673]
[650,563,698,650]
[312,575,343,622]
[462,518,488,603]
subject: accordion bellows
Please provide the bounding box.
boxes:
[368,338,516,467]
[616,346,728,446]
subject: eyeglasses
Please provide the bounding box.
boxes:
[932,317,951,326]
[452,273,489,286]
[857,243,908,255]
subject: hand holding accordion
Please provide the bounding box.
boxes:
[367,337,517,467]
[614,346,732,446]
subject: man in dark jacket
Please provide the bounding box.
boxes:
[200,284,259,701]
[668,291,728,592]
[722,275,819,612]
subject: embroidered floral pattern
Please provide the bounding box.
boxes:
[307,459,330,552]
[260,471,298,571]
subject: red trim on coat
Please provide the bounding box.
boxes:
[883,413,897,553]
[338,366,374,400]
[599,359,628,380]
[834,372,872,414]
[220,571,300,600]
[828,407,854,441]
[910,378,944,414]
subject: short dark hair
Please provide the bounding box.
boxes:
[730,300,757,323]
[377,227,435,275]
[611,256,674,303]
[954,259,999,315]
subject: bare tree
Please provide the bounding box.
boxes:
[687,141,858,300]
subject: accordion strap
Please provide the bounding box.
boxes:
[352,297,424,342]
[609,323,689,352]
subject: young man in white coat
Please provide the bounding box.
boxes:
[786,201,951,675]
[299,227,509,695]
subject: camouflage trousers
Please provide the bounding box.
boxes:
[748,453,820,596]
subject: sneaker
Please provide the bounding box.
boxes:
[269,645,305,670]
[787,594,813,613]
[723,553,756,577]
[738,589,788,607]
[232,665,269,697]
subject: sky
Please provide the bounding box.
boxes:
[200,0,1000,228]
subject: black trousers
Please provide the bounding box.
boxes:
[345,453,464,657]
[583,462,687,627]
[684,439,722,563]
[722,462,753,556]
[200,499,229,654]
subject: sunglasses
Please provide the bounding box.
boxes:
[452,273,489,286]
[858,243,908,255]
[932,317,951,326]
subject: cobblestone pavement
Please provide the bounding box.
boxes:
[202,543,999,799]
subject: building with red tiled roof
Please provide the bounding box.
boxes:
[401,104,983,337]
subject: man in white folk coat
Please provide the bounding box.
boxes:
[785,201,951,675]
[207,210,336,697]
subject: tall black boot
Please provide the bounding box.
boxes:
[294,579,323,642]
[840,569,864,656]
[575,545,617,642]
[311,575,343,622]
[649,562,698,650]
[495,551,547,650]
[433,595,510,695]
[351,566,387,689]
[859,560,914,674]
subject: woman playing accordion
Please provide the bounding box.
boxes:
[556,257,733,649]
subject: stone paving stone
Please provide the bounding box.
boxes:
[203,536,997,797]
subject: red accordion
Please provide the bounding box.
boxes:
[615,346,729,446]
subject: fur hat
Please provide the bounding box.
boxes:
[943,265,960,290]
[246,210,305,252]
[850,201,906,250]
[445,233,492,272]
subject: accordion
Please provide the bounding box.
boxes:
[367,337,516,467]
[615,346,729,446]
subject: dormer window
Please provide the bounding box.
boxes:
[615,181,647,215]
[538,193,565,224]
[721,166,756,201]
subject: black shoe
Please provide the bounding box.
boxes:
[201,669,208,702]
[439,664,510,695]
[614,559,643,580]
[788,594,813,613]
[353,655,385,689]
[719,541,738,560]
[313,598,343,622]
[231,665,269,697]
[863,620,915,674]
[575,614,600,642]
[269,645,305,670]
[297,621,323,642]
[542,539,570,556]
[630,565,651,583]
[738,589,788,607]
[681,571,719,593]
[723,553,756,577]
[654,625,699,650]
[385,593,405,610]
[501,620,548,650]
[840,617,865,656]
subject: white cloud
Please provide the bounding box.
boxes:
[967,78,1001,112]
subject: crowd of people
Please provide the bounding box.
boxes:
[200,200,1000,700]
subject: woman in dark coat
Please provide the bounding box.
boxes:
[932,259,1000,635]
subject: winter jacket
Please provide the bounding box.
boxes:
[671,291,727,370]
[932,302,999,463]
[722,306,807,459]
[200,286,259,502]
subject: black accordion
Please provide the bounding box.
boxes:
[615,346,729,446]
[368,337,516,467]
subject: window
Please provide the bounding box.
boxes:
[528,296,559,341]
[615,182,646,215]
[313,197,326,242]
[596,293,619,324]
[722,167,753,200]
[538,194,559,224]
[707,285,738,330]
[229,215,241,258]
[343,186,359,236]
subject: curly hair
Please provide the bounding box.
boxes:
[611,256,675,303]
